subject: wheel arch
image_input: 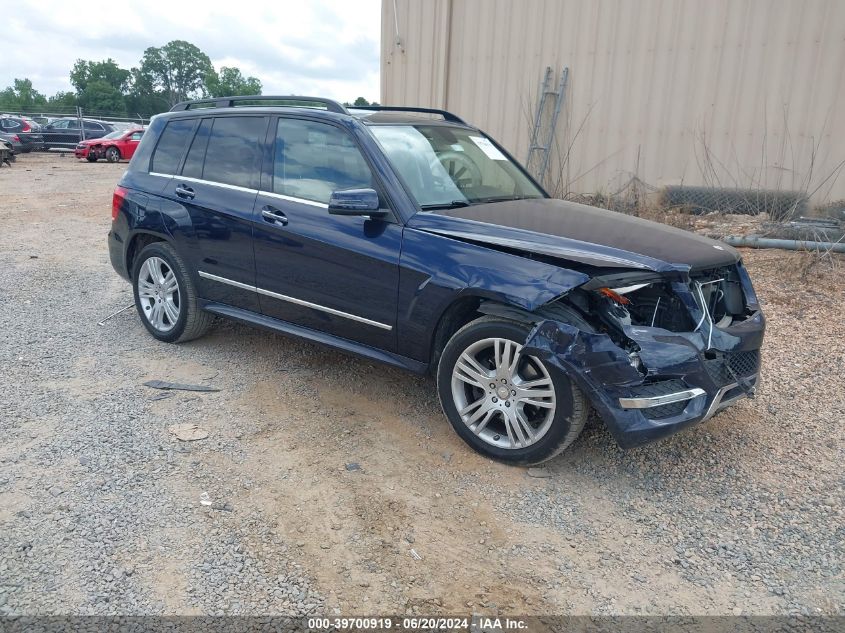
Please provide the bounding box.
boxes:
[125,231,170,277]
[428,292,544,373]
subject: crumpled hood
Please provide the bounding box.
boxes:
[408,198,740,271]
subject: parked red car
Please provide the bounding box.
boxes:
[75,127,145,162]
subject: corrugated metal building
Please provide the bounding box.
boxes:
[381,0,845,203]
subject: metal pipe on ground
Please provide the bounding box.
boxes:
[722,236,845,253]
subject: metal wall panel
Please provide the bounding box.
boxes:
[382,0,845,203]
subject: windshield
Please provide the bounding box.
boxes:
[101,130,125,140]
[369,124,544,209]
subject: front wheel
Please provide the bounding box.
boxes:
[86,155,97,162]
[132,242,212,343]
[437,317,588,465]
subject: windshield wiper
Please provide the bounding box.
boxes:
[477,195,539,203]
[419,200,472,211]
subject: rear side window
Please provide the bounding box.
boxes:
[181,119,212,180]
[201,117,266,189]
[151,119,196,174]
[274,118,373,204]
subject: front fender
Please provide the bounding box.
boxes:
[397,228,588,361]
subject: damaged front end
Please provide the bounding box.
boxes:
[519,261,765,448]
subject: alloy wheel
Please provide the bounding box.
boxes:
[137,256,180,332]
[450,337,556,450]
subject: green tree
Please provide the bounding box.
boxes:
[137,40,213,106]
[70,59,130,93]
[78,81,127,116]
[46,91,78,112]
[0,78,47,111]
[204,66,262,97]
[124,67,170,118]
[353,97,370,106]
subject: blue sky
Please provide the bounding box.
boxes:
[4,0,382,102]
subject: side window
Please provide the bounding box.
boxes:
[180,119,212,180]
[66,120,79,129]
[151,119,196,174]
[201,116,266,189]
[84,121,103,131]
[51,120,69,129]
[274,119,373,204]
[131,132,144,141]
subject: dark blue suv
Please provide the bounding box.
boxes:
[109,96,764,464]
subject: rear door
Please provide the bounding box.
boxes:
[251,116,401,351]
[156,115,268,312]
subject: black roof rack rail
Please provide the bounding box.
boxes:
[170,95,348,114]
[347,105,467,125]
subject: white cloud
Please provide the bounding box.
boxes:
[2,0,381,103]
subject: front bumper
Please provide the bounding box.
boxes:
[523,309,764,449]
[74,145,91,158]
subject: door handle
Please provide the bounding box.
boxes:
[261,206,288,226]
[175,184,195,200]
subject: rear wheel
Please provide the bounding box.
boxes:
[437,317,587,464]
[132,242,212,343]
[105,147,121,163]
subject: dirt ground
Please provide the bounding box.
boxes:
[0,153,842,617]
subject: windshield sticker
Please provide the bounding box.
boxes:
[469,136,507,160]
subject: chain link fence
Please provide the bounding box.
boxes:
[661,186,808,219]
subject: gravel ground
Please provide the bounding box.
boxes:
[0,153,842,616]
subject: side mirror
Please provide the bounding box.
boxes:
[328,188,387,218]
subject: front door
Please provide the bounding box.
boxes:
[251,116,400,351]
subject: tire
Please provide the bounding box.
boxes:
[132,241,213,343]
[436,316,587,465]
[86,155,97,162]
[105,147,120,163]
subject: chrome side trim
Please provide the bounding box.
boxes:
[255,287,392,330]
[197,271,392,331]
[148,171,328,208]
[198,271,256,292]
[619,387,706,409]
[173,175,258,195]
[257,190,328,209]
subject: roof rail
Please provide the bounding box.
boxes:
[170,95,348,114]
[347,105,467,125]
